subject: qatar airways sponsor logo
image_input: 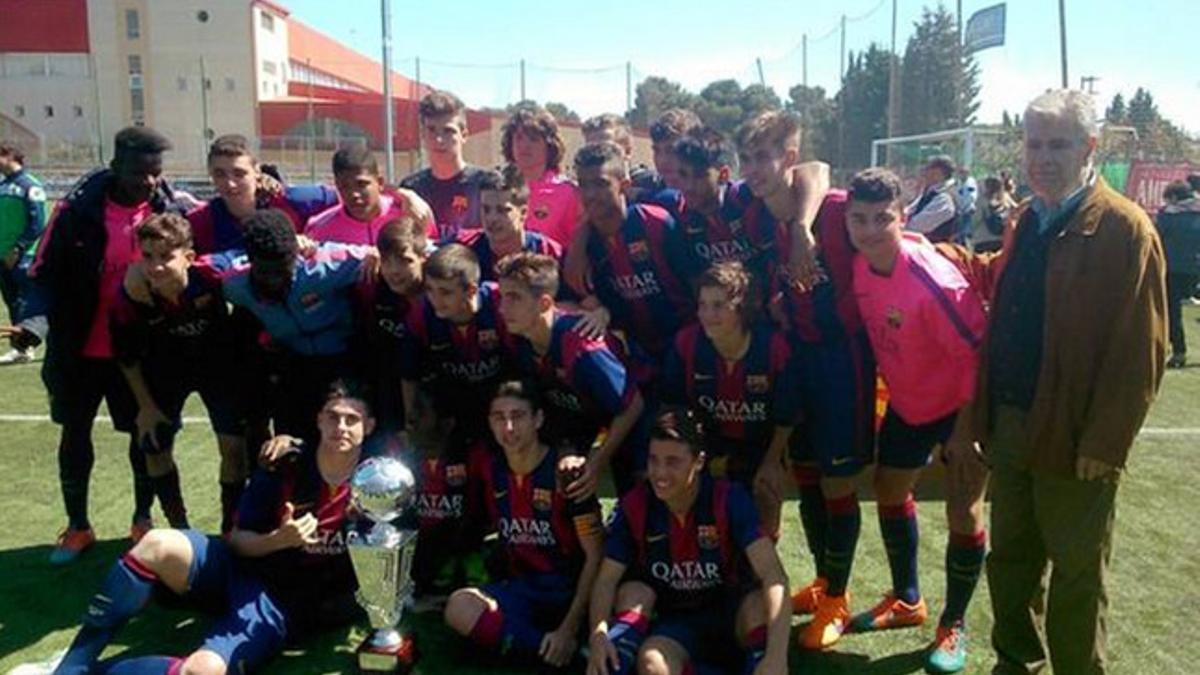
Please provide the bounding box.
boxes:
[303,527,349,556]
[693,239,754,264]
[167,318,211,338]
[697,395,768,422]
[609,271,661,300]
[416,492,463,520]
[650,559,722,591]
[376,316,408,339]
[498,516,557,546]
[441,355,501,382]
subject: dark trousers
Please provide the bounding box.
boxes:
[1167,273,1197,356]
[0,263,21,321]
[986,406,1117,675]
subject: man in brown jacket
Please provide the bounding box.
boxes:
[972,90,1167,674]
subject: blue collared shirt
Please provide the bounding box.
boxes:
[1032,169,1097,234]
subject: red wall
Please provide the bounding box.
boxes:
[0,0,89,53]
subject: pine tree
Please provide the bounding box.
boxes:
[837,44,892,168]
[897,4,981,135]
[1105,94,1127,124]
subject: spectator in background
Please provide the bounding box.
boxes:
[1157,180,1200,368]
[1186,173,1200,194]
[904,154,961,243]
[974,176,1017,253]
[501,105,580,247]
[0,141,47,363]
[401,89,486,242]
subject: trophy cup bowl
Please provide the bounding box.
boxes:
[348,456,419,673]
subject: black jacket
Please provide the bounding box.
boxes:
[22,168,183,392]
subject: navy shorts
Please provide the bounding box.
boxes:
[482,573,574,633]
[788,332,876,477]
[651,594,748,669]
[146,361,245,439]
[181,529,288,673]
[877,408,958,469]
[48,357,138,433]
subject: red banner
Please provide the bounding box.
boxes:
[1125,162,1198,212]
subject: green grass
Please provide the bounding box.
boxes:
[1,307,1198,673]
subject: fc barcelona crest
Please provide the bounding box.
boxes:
[478,329,499,350]
[746,374,769,394]
[627,240,650,261]
[886,306,903,329]
[532,488,554,511]
[451,195,469,216]
[697,525,720,550]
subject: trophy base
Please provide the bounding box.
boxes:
[356,634,416,674]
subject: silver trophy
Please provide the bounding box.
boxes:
[348,456,419,673]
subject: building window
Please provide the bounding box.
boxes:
[14,105,24,118]
[128,55,142,75]
[73,105,84,117]
[260,12,275,32]
[225,77,235,92]
[262,60,276,76]
[44,105,54,118]
[177,76,187,91]
[125,9,140,39]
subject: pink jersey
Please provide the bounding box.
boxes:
[524,170,581,247]
[304,193,404,246]
[82,199,151,358]
[852,233,985,425]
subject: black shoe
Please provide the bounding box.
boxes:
[1168,354,1187,369]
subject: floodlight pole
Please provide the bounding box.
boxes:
[1058,0,1069,88]
[380,0,396,183]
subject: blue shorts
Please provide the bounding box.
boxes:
[788,332,876,477]
[877,408,958,469]
[651,595,746,668]
[146,361,245,438]
[481,573,574,633]
[181,529,288,673]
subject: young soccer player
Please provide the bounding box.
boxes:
[187,134,338,253]
[216,209,373,445]
[10,127,185,562]
[661,262,797,536]
[459,164,563,283]
[575,141,697,360]
[844,168,989,673]
[400,89,487,241]
[496,252,647,498]
[501,105,581,247]
[111,213,248,534]
[305,146,434,245]
[39,380,371,675]
[586,406,791,675]
[672,127,780,282]
[444,380,604,669]
[649,108,703,193]
[400,243,514,451]
[355,215,429,437]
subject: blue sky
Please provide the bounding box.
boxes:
[282,0,1200,133]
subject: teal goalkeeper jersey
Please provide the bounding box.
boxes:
[0,169,48,256]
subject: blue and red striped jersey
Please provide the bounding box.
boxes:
[188,185,339,254]
[678,182,781,284]
[456,228,564,284]
[401,281,514,420]
[585,203,698,358]
[662,323,799,450]
[471,446,602,580]
[510,310,638,441]
[110,264,232,366]
[415,443,490,540]
[605,475,761,612]
[773,190,863,343]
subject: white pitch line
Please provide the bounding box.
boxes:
[0,414,1198,436]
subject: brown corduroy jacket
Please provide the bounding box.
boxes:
[942,177,1168,476]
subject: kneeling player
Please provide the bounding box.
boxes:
[444,380,604,669]
[111,213,248,534]
[586,406,790,675]
[844,169,989,673]
[661,261,797,536]
[41,380,371,675]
